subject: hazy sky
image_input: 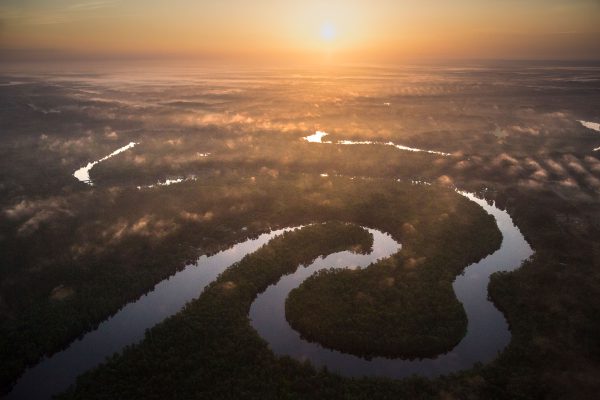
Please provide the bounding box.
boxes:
[1,0,599,62]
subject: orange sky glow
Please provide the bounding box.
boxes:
[1,0,599,63]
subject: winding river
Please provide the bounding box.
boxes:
[304,131,451,156]
[7,227,297,399]
[7,190,533,399]
[577,120,600,151]
[250,192,533,378]
[73,142,137,185]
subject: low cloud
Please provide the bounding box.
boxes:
[3,197,73,236]
[102,214,177,243]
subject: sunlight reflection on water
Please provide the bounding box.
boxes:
[579,120,600,132]
[303,131,450,156]
[73,142,137,185]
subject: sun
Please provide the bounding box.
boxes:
[320,22,336,42]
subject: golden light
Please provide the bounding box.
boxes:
[320,22,336,42]
[1,0,597,61]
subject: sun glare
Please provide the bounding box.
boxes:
[320,23,336,42]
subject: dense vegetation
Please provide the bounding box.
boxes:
[284,205,501,358]
[2,66,600,398]
[58,219,495,400]
[0,175,492,393]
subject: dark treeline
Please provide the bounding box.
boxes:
[1,68,600,398]
[285,198,501,359]
[54,181,502,399]
[57,172,600,400]
[58,222,485,400]
[0,175,482,393]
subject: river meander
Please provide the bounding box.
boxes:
[7,190,533,399]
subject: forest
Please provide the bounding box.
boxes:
[58,215,499,400]
[1,63,599,399]
[0,174,496,393]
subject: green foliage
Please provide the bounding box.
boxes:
[285,205,501,358]
[0,175,481,392]
[54,183,502,399]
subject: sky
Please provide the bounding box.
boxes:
[1,0,599,63]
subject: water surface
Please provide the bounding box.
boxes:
[579,120,600,132]
[73,142,137,185]
[7,227,297,399]
[303,131,450,156]
[249,191,533,378]
[7,191,533,398]
[136,176,197,190]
